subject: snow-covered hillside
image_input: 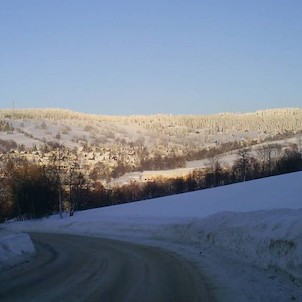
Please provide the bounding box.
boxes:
[1,108,302,188]
[2,172,302,301]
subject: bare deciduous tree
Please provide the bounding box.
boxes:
[257,144,279,176]
[205,156,222,187]
[234,148,251,182]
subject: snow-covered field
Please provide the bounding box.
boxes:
[1,172,302,301]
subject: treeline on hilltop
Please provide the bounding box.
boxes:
[1,145,302,222]
[1,107,302,136]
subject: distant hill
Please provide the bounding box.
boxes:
[0,107,301,184]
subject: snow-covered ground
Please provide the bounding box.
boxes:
[0,230,35,270]
[2,172,302,301]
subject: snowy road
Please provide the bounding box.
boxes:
[0,233,213,302]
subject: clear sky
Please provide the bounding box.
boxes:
[1,0,302,115]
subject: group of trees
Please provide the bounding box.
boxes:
[139,153,186,171]
[203,145,302,187]
[0,155,89,221]
[0,160,57,221]
[1,143,302,223]
[84,146,187,181]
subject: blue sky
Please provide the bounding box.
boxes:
[1,0,301,115]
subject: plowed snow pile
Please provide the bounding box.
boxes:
[0,231,35,270]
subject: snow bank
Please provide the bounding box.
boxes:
[0,231,35,271]
[157,209,302,284]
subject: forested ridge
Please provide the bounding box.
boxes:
[1,107,301,134]
[0,107,302,221]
